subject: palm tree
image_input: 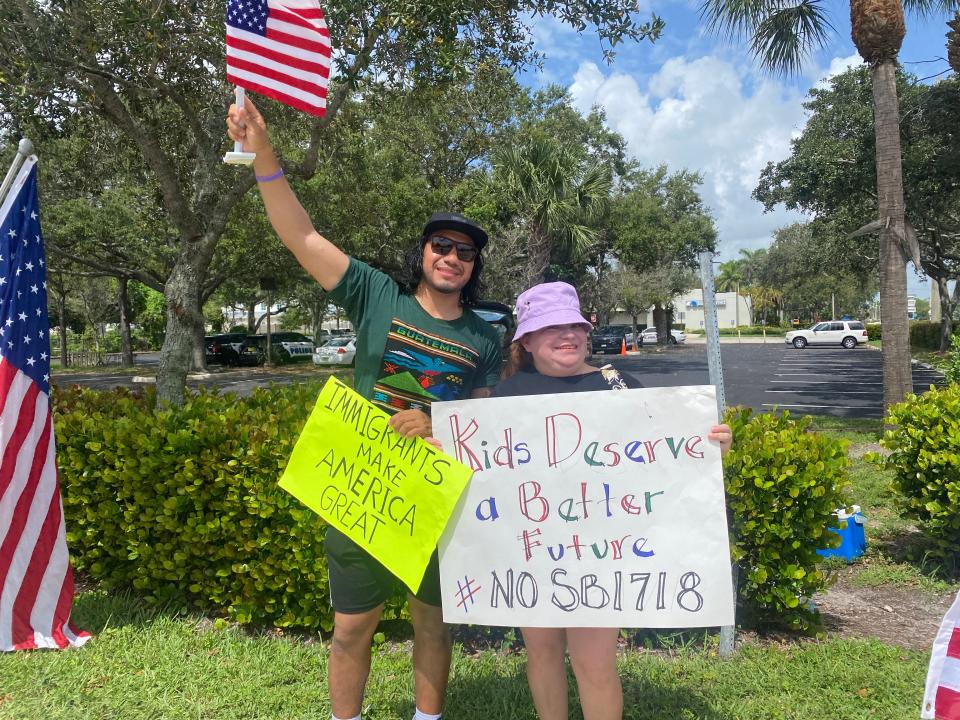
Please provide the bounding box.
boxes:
[949,12,960,72]
[494,136,612,287]
[701,0,955,409]
[715,259,745,292]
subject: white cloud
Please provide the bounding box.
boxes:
[569,54,862,260]
[813,53,863,89]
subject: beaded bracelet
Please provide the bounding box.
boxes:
[255,168,284,183]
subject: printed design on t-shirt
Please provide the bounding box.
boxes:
[373,318,480,413]
[600,365,629,390]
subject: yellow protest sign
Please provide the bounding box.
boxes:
[279,376,473,591]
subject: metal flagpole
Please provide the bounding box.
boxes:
[699,250,737,657]
[0,138,35,207]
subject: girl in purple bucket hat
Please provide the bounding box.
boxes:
[491,281,733,720]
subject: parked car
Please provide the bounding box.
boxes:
[784,320,868,349]
[640,327,686,345]
[313,336,357,366]
[591,325,634,354]
[243,332,315,363]
[204,333,260,366]
[472,300,516,350]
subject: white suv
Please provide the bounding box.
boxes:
[785,320,868,349]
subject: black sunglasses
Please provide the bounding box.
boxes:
[428,235,478,262]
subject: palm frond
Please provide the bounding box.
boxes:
[700,0,833,76]
[903,0,960,16]
[699,0,778,40]
[752,1,834,76]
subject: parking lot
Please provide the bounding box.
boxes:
[606,342,946,420]
[54,342,947,420]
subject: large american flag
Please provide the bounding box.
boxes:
[226,0,332,117]
[0,155,89,651]
[924,590,960,719]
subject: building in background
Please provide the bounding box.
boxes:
[609,290,752,331]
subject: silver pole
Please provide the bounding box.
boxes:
[0,138,35,207]
[699,251,726,415]
[698,250,736,657]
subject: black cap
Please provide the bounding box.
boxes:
[422,212,488,251]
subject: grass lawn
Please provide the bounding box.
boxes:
[1,416,953,719]
[0,589,930,720]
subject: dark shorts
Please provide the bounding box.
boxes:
[325,526,443,614]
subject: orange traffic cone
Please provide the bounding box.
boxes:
[620,338,627,355]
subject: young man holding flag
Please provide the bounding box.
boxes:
[226,96,501,720]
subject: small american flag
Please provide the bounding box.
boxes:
[0,155,89,651]
[226,0,332,117]
[923,590,960,719]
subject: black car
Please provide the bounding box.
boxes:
[243,332,315,363]
[205,333,261,366]
[591,325,636,354]
[472,300,516,350]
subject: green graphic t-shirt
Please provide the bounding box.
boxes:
[327,258,503,415]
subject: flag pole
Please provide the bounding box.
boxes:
[0,138,34,207]
[223,86,257,165]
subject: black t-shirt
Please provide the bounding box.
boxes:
[491,365,642,398]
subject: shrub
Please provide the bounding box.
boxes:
[943,334,960,385]
[878,385,960,572]
[910,321,941,351]
[718,325,787,336]
[53,381,407,631]
[866,323,881,341]
[722,407,850,631]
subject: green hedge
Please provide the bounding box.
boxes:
[865,321,945,348]
[878,384,960,571]
[54,382,405,631]
[910,321,941,351]
[54,385,853,632]
[718,325,787,336]
[722,407,849,631]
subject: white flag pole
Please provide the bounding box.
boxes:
[0,138,34,207]
[223,86,257,165]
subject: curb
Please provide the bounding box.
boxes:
[133,373,213,384]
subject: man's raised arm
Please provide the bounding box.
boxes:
[226,95,349,291]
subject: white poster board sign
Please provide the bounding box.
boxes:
[433,385,734,628]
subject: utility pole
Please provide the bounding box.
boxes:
[699,251,735,657]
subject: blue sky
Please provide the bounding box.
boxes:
[524,1,954,298]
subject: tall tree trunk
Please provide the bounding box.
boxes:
[117,276,134,367]
[310,299,326,347]
[937,276,953,352]
[653,303,666,344]
[524,223,552,288]
[57,293,68,369]
[948,11,960,75]
[871,60,912,409]
[192,321,206,372]
[247,302,256,332]
[158,252,208,406]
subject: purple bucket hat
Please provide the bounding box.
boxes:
[514,282,593,341]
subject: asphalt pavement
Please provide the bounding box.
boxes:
[54,342,946,420]
[603,342,945,419]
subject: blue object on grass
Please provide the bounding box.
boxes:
[816,505,867,561]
